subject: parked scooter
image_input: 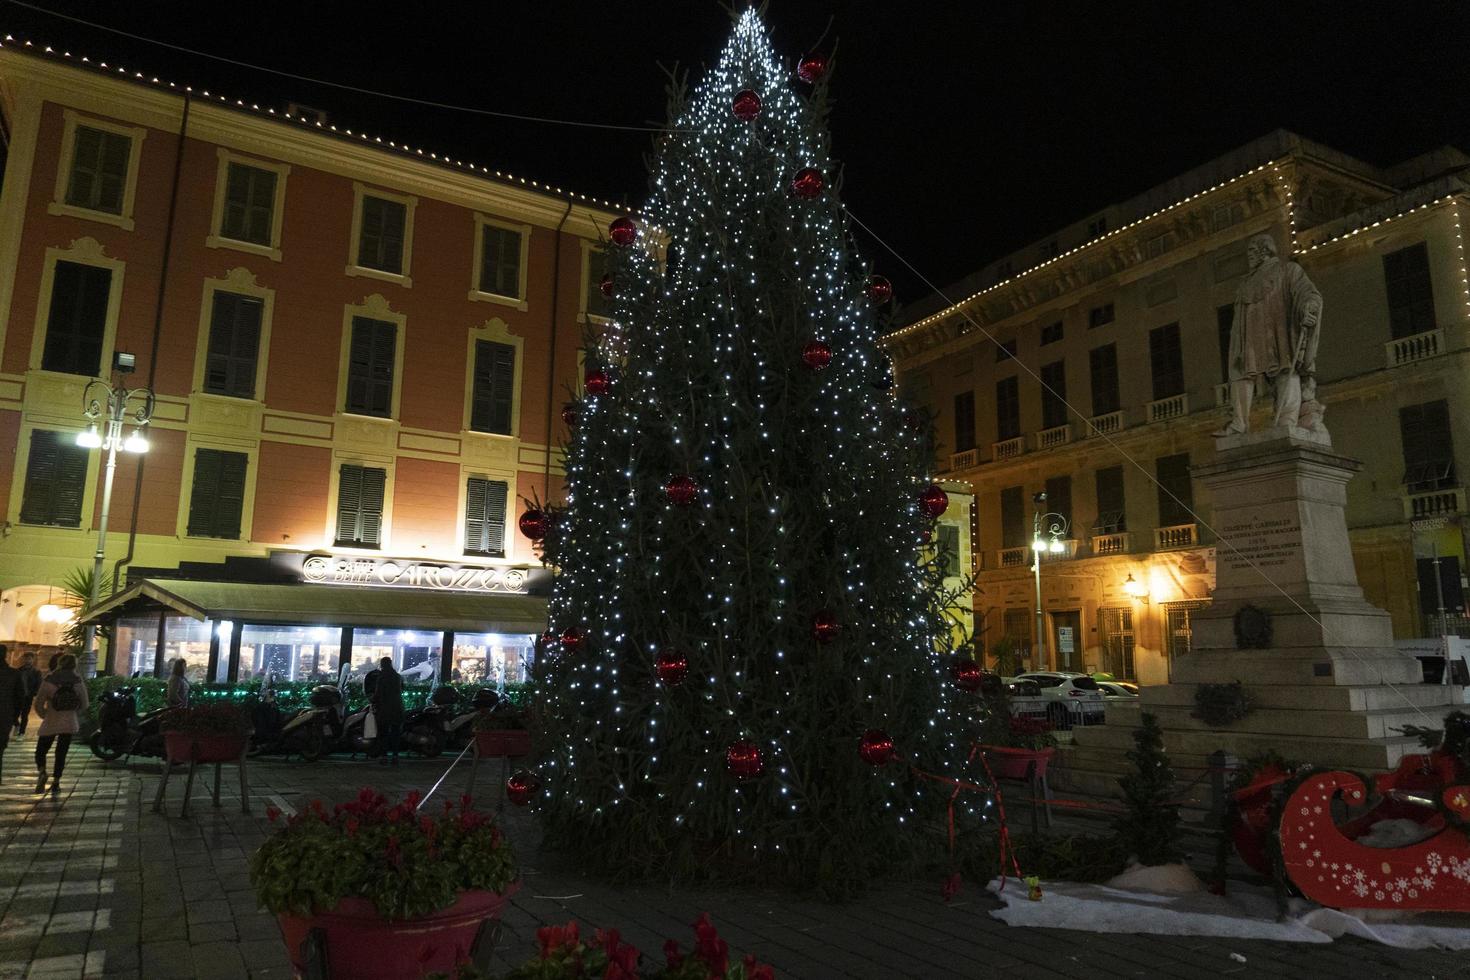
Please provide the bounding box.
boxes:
[442,687,500,752]
[400,686,457,758]
[247,678,342,761]
[88,686,178,761]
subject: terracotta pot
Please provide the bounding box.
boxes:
[278,882,520,980]
[978,745,1056,781]
[474,729,531,758]
[163,731,248,764]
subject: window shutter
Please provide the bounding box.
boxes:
[224,164,275,244]
[42,261,110,377]
[187,449,221,537]
[229,294,263,397]
[223,164,251,240]
[216,451,248,539]
[470,341,515,434]
[481,226,521,297]
[98,131,129,213]
[52,439,89,528]
[464,477,507,556]
[346,319,373,413]
[336,464,364,544]
[370,320,396,416]
[482,480,507,556]
[65,127,103,209]
[19,433,59,526]
[246,169,276,245]
[358,467,386,546]
[464,478,488,553]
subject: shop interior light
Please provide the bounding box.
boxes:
[75,426,102,449]
[122,431,149,453]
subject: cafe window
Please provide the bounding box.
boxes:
[349,628,443,680]
[162,616,212,683]
[451,632,536,687]
[464,477,509,557]
[114,616,160,678]
[238,625,342,684]
[335,464,386,548]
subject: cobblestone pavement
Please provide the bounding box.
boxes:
[0,734,1467,979]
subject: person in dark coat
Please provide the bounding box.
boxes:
[370,657,404,765]
[0,646,25,782]
[16,653,40,735]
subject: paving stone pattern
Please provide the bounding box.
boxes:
[0,734,1465,979]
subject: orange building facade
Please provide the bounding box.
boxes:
[0,44,620,683]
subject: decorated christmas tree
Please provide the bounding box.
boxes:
[526,8,978,894]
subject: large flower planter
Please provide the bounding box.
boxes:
[978,745,1055,781]
[277,881,521,979]
[475,729,531,758]
[163,732,248,764]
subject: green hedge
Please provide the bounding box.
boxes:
[86,676,528,721]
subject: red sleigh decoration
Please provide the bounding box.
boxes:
[1278,758,1470,911]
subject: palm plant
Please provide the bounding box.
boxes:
[60,565,112,650]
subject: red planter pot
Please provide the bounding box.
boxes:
[278,882,520,980]
[163,732,248,764]
[978,745,1056,781]
[475,729,531,758]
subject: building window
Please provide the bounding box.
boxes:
[936,522,961,578]
[19,431,89,528]
[219,162,278,246]
[1165,603,1204,680]
[1037,240,1058,260]
[356,195,407,274]
[1148,322,1184,399]
[470,340,515,435]
[344,316,397,417]
[953,390,976,454]
[1089,343,1120,416]
[1087,216,1108,240]
[1045,475,1072,530]
[479,224,523,299]
[1001,606,1033,665]
[1383,242,1436,340]
[584,248,611,319]
[64,125,130,215]
[1094,465,1126,533]
[1100,607,1135,680]
[41,261,111,376]
[995,376,1020,441]
[203,291,263,398]
[464,477,508,557]
[1040,320,1064,346]
[1040,360,1068,429]
[1400,400,1455,491]
[1000,486,1025,550]
[335,464,386,548]
[995,338,1017,362]
[1156,453,1194,527]
[1087,303,1114,329]
[1217,305,1233,382]
[186,448,248,539]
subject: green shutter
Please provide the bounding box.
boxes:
[216,451,248,539]
[359,467,386,546]
[480,226,521,297]
[336,464,364,545]
[204,292,263,397]
[222,164,276,244]
[481,480,507,556]
[335,464,384,547]
[470,340,514,435]
[21,431,88,528]
[188,449,247,538]
[345,318,395,417]
[464,478,487,553]
[42,261,110,376]
[65,127,129,214]
[359,197,405,273]
[187,449,221,536]
[464,477,507,556]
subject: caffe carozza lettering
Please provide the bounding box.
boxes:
[301,556,529,593]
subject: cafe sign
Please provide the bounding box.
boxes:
[300,554,536,594]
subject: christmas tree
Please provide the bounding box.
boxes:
[529,8,978,895]
[1113,713,1182,866]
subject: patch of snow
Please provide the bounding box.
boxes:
[1105,862,1204,894]
[1354,818,1439,849]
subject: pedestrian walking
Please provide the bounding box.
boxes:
[16,652,40,735]
[0,647,24,783]
[371,657,404,766]
[166,658,191,708]
[34,653,87,795]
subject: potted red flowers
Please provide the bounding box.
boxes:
[976,699,1059,781]
[250,788,519,979]
[474,706,532,758]
[159,704,252,763]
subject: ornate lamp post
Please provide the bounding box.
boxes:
[1031,491,1068,671]
[75,352,153,676]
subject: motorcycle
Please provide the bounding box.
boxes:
[88,686,178,761]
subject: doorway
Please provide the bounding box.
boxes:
[1100,607,1136,680]
[1051,610,1082,672]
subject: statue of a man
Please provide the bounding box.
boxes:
[1215,233,1325,437]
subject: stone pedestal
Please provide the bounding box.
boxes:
[1060,427,1459,794]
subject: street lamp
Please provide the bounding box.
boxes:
[75,352,154,677]
[1031,491,1069,671]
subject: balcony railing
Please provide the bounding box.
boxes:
[1088,411,1123,437]
[1386,328,1444,369]
[1154,523,1199,550]
[1147,393,1188,424]
[998,546,1030,568]
[1090,531,1131,556]
[949,448,979,471]
[1403,486,1466,521]
[1039,539,1080,562]
[1038,423,1072,449]
[993,435,1025,461]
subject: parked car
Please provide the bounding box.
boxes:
[1095,680,1140,710]
[1009,672,1106,727]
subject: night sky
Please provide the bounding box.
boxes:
[6,1,1470,311]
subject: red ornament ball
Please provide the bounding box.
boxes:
[800,339,833,372]
[949,658,984,693]
[559,626,586,653]
[561,402,580,428]
[726,739,764,780]
[505,769,540,806]
[518,508,549,542]
[732,89,762,121]
[536,630,559,655]
[812,609,842,645]
[796,52,828,84]
[865,274,893,305]
[859,729,897,766]
[664,475,699,507]
[608,216,637,247]
[654,647,689,686]
[918,483,949,519]
[791,167,824,199]
[585,369,612,397]
[599,273,615,298]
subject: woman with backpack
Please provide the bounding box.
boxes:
[35,653,87,795]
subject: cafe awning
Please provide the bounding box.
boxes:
[81,578,548,634]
